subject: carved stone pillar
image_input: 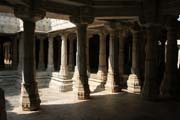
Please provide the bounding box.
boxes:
[38,36,45,71]
[97,31,107,84]
[86,34,92,74]
[105,24,120,92]
[142,24,160,100]
[57,33,72,92]
[14,6,45,111]
[70,15,94,99]
[119,30,125,87]
[0,88,7,120]
[127,22,141,93]
[160,16,180,100]
[46,35,54,72]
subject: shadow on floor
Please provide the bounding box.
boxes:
[7,92,180,120]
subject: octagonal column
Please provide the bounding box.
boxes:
[14,6,45,111]
[97,31,107,84]
[20,20,41,111]
[46,35,55,72]
[160,16,180,100]
[142,24,160,100]
[70,15,94,99]
[127,22,142,93]
[105,30,120,93]
[38,36,45,71]
[57,33,72,92]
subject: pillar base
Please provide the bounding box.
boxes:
[0,88,7,120]
[50,72,72,92]
[20,83,41,111]
[46,65,54,72]
[97,70,107,82]
[49,76,73,92]
[105,73,121,93]
[127,74,141,93]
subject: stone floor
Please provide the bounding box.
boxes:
[2,84,180,120]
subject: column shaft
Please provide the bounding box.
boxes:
[97,32,107,83]
[38,39,45,70]
[142,24,159,100]
[105,31,120,92]
[21,20,40,111]
[160,16,180,99]
[47,36,54,72]
[75,24,90,99]
[59,33,69,78]
[127,30,141,93]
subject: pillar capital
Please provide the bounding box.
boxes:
[14,5,45,22]
[70,15,94,25]
[129,21,141,32]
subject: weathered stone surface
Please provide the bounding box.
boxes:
[142,24,160,100]
[160,16,180,100]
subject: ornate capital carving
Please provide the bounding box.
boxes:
[14,5,45,22]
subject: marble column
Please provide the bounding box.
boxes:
[38,37,45,71]
[142,24,160,100]
[105,30,120,92]
[97,31,107,84]
[127,23,141,93]
[46,35,54,72]
[70,15,93,99]
[12,35,18,70]
[68,36,75,72]
[20,20,41,111]
[160,16,180,100]
[0,88,7,120]
[119,30,125,87]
